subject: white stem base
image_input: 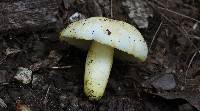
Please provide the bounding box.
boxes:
[84,41,114,100]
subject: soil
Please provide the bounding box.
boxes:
[0,0,200,111]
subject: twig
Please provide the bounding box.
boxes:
[149,20,163,50]
[92,0,103,16]
[50,66,72,69]
[158,6,200,24]
[185,51,198,84]
[1,83,9,85]
[43,85,51,111]
[161,14,198,49]
[187,35,200,40]
[181,27,198,49]
[110,0,113,18]
[0,56,7,65]
[0,98,7,108]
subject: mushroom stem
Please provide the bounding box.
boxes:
[84,41,114,100]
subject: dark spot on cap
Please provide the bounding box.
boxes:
[106,29,111,35]
[89,60,93,63]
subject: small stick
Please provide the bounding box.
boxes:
[43,85,51,111]
[110,0,113,18]
[158,6,200,24]
[50,66,72,69]
[149,20,163,51]
[0,98,7,108]
[185,51,198,84]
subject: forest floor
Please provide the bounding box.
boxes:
[0,0,200,111]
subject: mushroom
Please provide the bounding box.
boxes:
[60,17,148,100]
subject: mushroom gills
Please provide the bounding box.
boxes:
[84,41,114,100]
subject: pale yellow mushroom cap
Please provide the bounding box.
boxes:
[60,17,148,61]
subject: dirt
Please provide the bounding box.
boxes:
[0,0,200,111]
